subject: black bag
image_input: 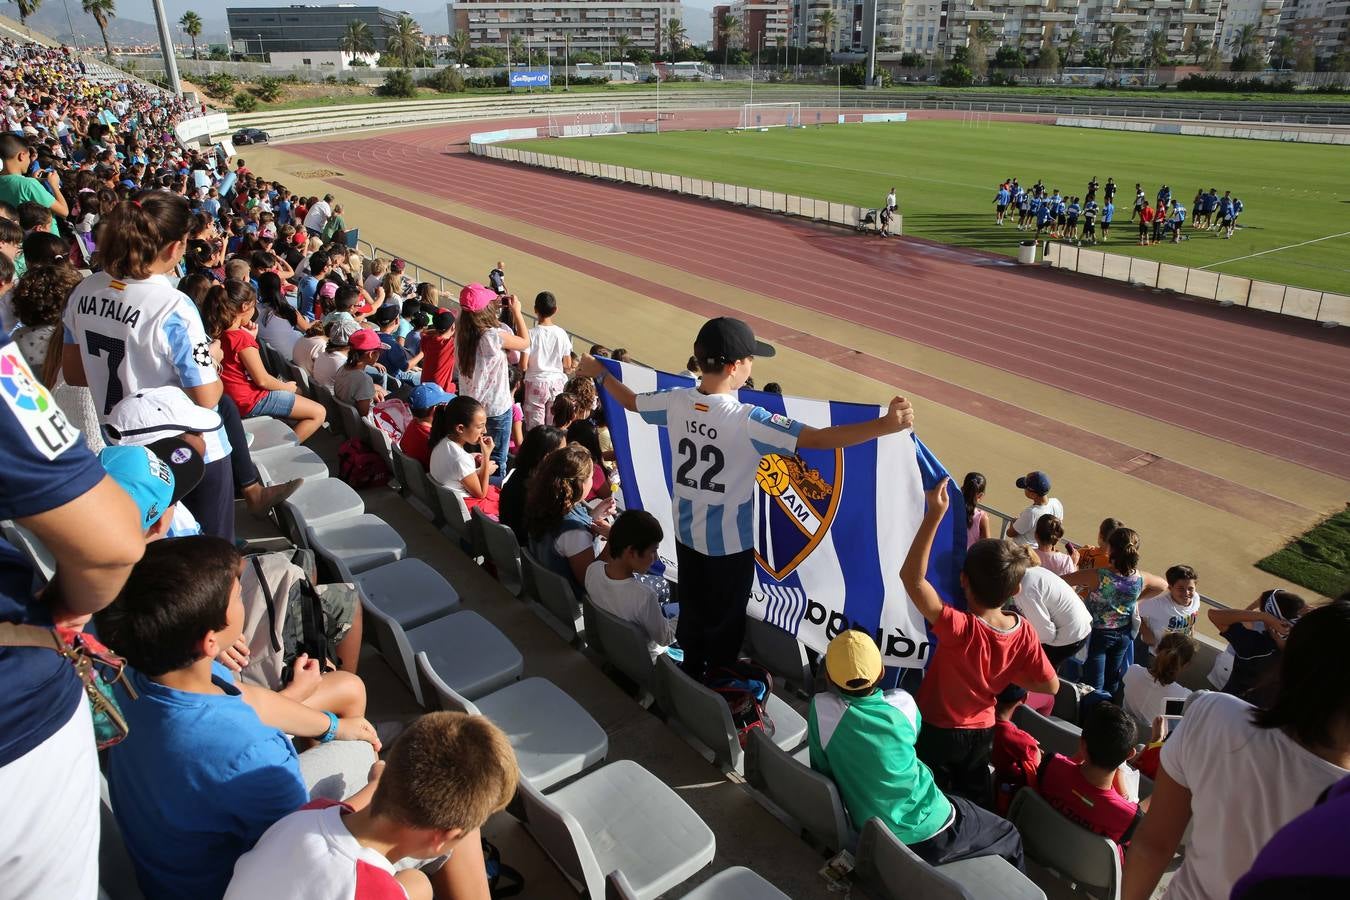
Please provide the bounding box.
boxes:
[482,837,524,898]
[704,659,776,747]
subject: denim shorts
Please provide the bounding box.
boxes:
[248,389,297,419]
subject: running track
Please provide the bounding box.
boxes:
[285,117,1350,490]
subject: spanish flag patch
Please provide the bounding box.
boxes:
[109,280,126,291]
[693,402,709,412]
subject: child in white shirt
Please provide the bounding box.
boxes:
[522,291,571,432]
[584,510,677,662]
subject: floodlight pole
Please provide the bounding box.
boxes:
[149,0,182,94]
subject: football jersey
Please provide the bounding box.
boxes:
[635,388,802,556]
[63,272,230,463]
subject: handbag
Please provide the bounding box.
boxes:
[0,621,137,749]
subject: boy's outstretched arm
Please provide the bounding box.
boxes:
[578,354,638,412]
[798,396,914,449]
[900,477,951,627]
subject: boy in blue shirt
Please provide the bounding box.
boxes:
[1035,199,1053,240]
[1065,197,1081,242]
[96,537,380,900]
[994,184,1011,225]
[1169,201,1187,243]
[1101,200,1114,242]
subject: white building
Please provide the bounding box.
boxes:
[267,49,381,71]
[792,0,855,50]
[447,1,686,54]
[1277,0,1349,63]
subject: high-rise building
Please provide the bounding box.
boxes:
[731,0,795,50]
[226,5,402,55]
[448,1,685,54]
[793,0,855,50]
[1277,0,1349,64]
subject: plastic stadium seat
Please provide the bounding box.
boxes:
[415,652,607,791]
[313,385,343,437]
[431,481,475,554]
[520,548,583,644]
[363,601,521,703]
[252,443,330,484]
[240,416,298,452]
[280,478,364,532]
[743,616,813,695]
[745,728,856,853]
[298,739,377,803]
[607,866,788,900]
[1052,679,1084,725]
[306,514,407,581]
[1013,705,1083,759]
[1008,788,1120,900]
[0,520,55,584]
[392,444,440,523]
[355,558,460,630]
[588,602,659,703]
[473,508,525,598]
[518,759,715,899]
[333,400,363,443]
[287,362,313,398]
[653,654,807,774]
[360,419,397,481]
[855,817,1045,900]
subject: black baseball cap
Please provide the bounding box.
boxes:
[372,305,400,326]
[693,317,775,365]
[149,437,205,507]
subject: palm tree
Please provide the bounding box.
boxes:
[815,9,838,53]
[615,33,632,61]
[1273,34,1295,69]
[1143,27,1168,69]
[340,20,376,55]
[1228,23,1260,62]
[179,11,202,60]
[508,34,523,66]
[82,0,116,58]
[16,0,42,28]
[1189,35,1211,65]
[386,13,423,68]
[719,11,741,67]
[1106,23,1131,67]
[1062,28,1082,67]
[970,22,996,77]
[663,18,686,57]
[449,30,471,63]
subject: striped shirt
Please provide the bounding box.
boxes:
[635,388,802,556]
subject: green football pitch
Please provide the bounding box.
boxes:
[505,120,1350,294]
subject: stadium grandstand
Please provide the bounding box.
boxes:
[2,31,1348,900]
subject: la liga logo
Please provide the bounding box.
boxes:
[0,351,50,413]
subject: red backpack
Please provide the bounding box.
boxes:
[337,438,389,489]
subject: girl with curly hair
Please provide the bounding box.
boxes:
[525,444,614,590]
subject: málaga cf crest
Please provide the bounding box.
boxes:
[754,451,843,581]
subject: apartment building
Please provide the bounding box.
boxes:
[447,1,685,54]
[1278,0,1349,62]
[792,0,856,49]
[726,0,795,50]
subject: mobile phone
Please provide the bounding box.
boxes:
[1163,697,1186,718]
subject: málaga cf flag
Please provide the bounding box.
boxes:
[599,360,967,669]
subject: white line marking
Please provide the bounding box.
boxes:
[1197,230,1350,269]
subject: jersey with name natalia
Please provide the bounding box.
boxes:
[63,272,230,463]
[635,388,803,556]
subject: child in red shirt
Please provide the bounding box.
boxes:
[992,685,1041,814]
[901,478,1059,807]
[1035,702,1144,858]
[418,310,457,394]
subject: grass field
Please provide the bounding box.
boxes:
[505,119,1350,293]
[1258,508,1350,600]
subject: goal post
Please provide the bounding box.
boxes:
[546,107,625,138]
[738,102,802,130]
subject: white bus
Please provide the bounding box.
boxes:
[574,61,639,82]
[669,61,713,80]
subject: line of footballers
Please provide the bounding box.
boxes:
[993,178,1246,247]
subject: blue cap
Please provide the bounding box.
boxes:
[409,382,455,413]
[100,439,203,529]
[1016,471,1052,495]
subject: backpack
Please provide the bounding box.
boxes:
[704,660,776,747]
[481,837,524,898]
[237,550,335,690]
[371,397,412,443]
[338,437,389,489]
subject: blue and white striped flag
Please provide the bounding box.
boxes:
[599,360,967,669]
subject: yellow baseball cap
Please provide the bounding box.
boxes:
[824,630,883,691]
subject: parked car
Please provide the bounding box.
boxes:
[232,128,269,145]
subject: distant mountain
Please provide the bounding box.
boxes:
[0,3,229,48]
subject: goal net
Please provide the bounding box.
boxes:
[738,102,802,130]
[547,108,625,138]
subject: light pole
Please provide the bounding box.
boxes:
[148,0,182,93]
[866,0,879,88]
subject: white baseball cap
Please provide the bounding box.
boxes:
[104,386,222,446]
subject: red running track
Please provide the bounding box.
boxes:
[286,118,1350,481]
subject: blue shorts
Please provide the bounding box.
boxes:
[247,389,297,419]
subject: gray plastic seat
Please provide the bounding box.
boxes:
[474,508,525,597]
[0,520,55,584]
[392,444,440,522]
[252,443,330,484]
[335,400,365,443]
[313,384,343,436]
[416,652,607,791]
[653,654,807,774]
[241,416,297,451]
[745,727,856,852]
[355,558,460,629]
[287,362,313,398]
[431,481,475,554]
[520,548,584,643]
[283,478,364,529]
[364,601,521,703]
[1052,679,1084,724]
[307,514,407,581]
[855,817,1045,900]
[1008,787,1120,900]
[607,866,788,900]
[519,759,715,899]
[743,616,813,695]
[589,602,661,702]
[1013,704,1083,759]
[360,418,398,481]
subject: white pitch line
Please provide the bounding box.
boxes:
[1197,230,1350,269]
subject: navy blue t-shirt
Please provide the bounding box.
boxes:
[0,338,107,766]
[377,331,411,375]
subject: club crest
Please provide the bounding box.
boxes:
[754,450,843,581]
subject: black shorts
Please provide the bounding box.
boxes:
[1084,222,1096,233]
[1222,215,1234,227]
[1057,214,1066,226]
[1101,220,1111,230]
[995,204,1006,213]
